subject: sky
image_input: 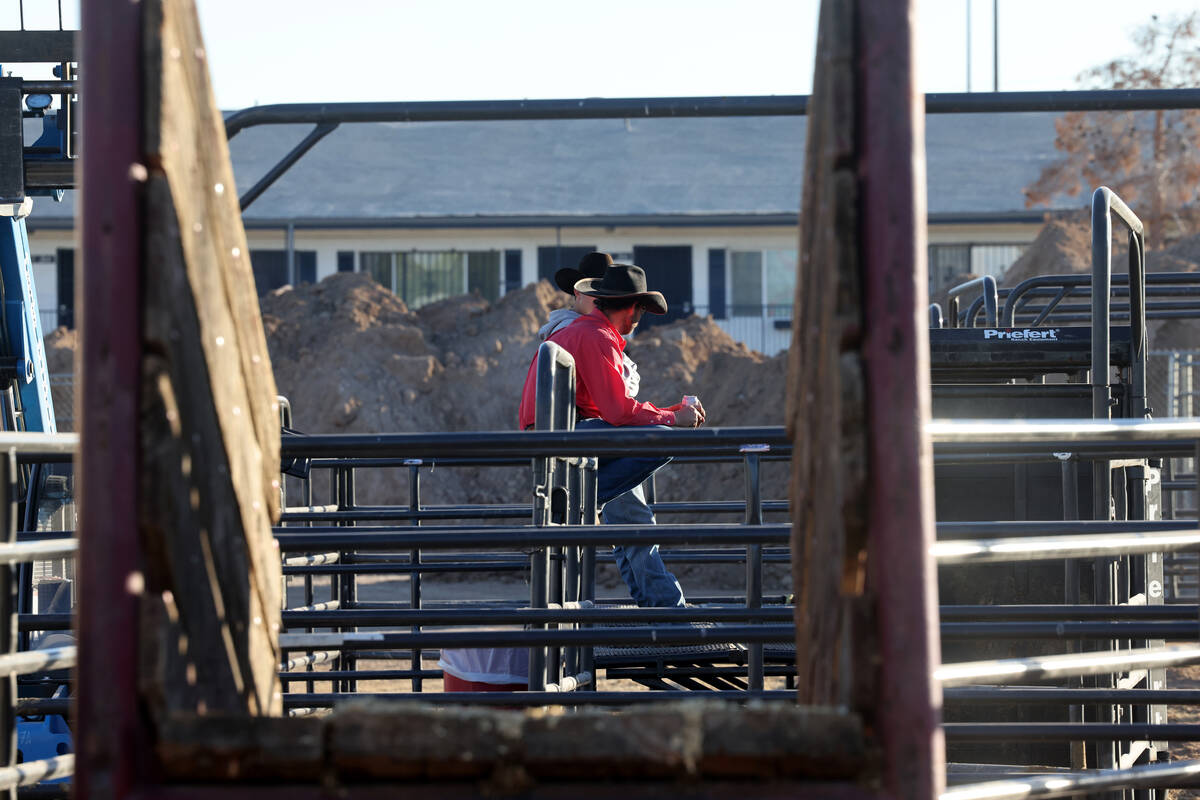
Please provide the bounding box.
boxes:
[3,0,1199,108]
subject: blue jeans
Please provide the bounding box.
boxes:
[576,419,685,608]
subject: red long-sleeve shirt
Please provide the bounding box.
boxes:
[518,310,677,430]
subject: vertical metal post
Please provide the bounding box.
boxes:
[992,0,999,92]
[286,221,296,287]
[742,448,764,692]
[329,467,345,691]
[408,462,423,692]
[0,450,15,800]
[564,460,582,678]
[344,467,358,693]
[580,458,597,686]
[1061,456,1086,769]
[303,469,314,694]
[529,549,548,691]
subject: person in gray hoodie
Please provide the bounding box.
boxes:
[541,251,639,398]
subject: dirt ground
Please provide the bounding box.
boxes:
[254,273,790,516]
[1167,665,1200,799]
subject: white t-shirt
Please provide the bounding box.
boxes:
[438,646,529,685]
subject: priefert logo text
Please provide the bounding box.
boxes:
[984,328,1059,341]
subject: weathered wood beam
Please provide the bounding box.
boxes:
[156,704,867,785]
[79,0,283,790]
[138,0,282,716]
[789,1,942,798]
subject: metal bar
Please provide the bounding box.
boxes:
[279,650,339,671]
[222,89,1200,138]
[238,122,338,211]
[944,687,1200,704]
[278,498,791,522]
[280,551,338,567]
[304,453,791,469]
[0,755,72,791]
[279,625,795,651]
[935,441,1199,461]
[0,646,74,677]
[944,723,1200,741]
[408,463,422,693]
[0,434,75,454]
[932,528,1200,564]
[274,523,790,551]
[928,417,1200,442]
[0,450,12,800]
[279,670,440,682]
[939,604,1199,620]
[15,698,69,716]
[18,80,76,94]
[940,621,1198,639]
[743,450,763,692]
[935,644,1200,687]
[281,607,793,626]
[278,690,794,708]
[528,548,548,691]
[280,426,789,459]
[0,32,75,63]
[940,757,1200,800]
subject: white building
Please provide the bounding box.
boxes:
[26,112,1071,354]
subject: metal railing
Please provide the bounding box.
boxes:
[0,433,78,797]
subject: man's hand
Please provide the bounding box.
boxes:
[673,405,704,428]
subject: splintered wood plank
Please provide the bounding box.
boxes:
[788,2,942,799]
[156,704,866,784]
[787,0,865,710]
[139,0,281,716]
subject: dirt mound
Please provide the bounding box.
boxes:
[44,327,77,431]
[995,215,1200,352]
[1000,212,1093,287]
[258,272,788,514]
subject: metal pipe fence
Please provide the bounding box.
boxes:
[0,435,79,795]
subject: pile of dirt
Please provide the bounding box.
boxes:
[997,212,1200,351]
[999,212,1094,287]
[259,272,790,520]
[44,327,77,431]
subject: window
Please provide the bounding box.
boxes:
[928,243,1026,293]
[249,250,317,296]
[360,250,503,308]
[730,249,796,317]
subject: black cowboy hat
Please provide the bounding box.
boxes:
[554,251,612,295]
[574,263,668,315]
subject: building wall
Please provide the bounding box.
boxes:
[27,220,1045,355]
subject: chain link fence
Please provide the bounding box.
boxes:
[49,373,74,432]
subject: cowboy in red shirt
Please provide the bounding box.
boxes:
[518,263,705,607]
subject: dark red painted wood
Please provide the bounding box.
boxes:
[76,1,148,798]
[858,1,945,798]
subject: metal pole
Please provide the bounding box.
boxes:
[743,450,763,691]
[286,221,296,287]
[992,0,998,92]
[528,549,548,691]
[966,0,971,92]
[409,462,422,692]
[0,451,14,800]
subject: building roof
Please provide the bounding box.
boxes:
[27,111,1077,229]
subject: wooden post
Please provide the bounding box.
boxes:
[788,1,943,798]
[78,0,284,793]
[76,0,150,796]
[138,0,283,717]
